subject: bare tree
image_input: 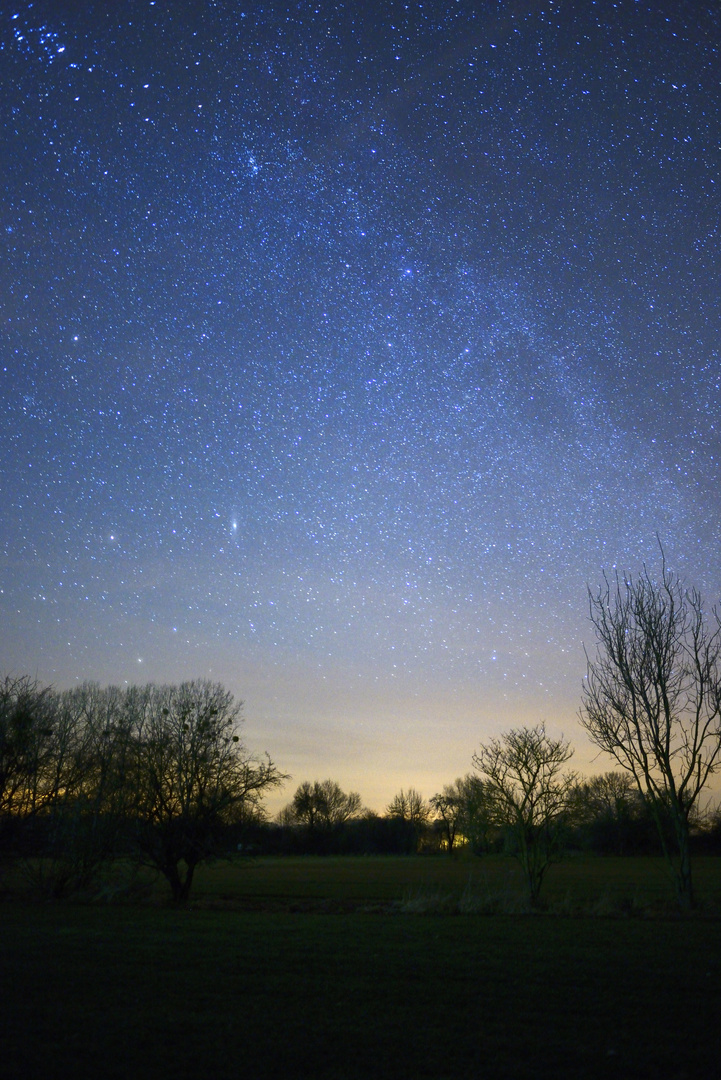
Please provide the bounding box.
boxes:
[386,788,431,852]
[386,787,429,844]
[456,773,494,854]
[574,771,638,818]
[430,780,468,856]
[0,674,54,823]
[287,779,362,831]
[27,684,137,896]
[0,679,130,895]
[580,555,721,908]
[472,723,576,904]
[132,680,286,902]
[568,772,647,856]
[386,787,429,827]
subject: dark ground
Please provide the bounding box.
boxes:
[3,856,721,1079]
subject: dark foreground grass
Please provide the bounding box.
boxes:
[2,896,721,1080]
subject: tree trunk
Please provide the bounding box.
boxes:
[178,861,196,903]
[673,814,694,910]
[163,861,185,903]
[526,865,542,907]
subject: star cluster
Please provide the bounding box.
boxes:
[2,0,720,809]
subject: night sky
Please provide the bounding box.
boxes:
[2,0,720,813]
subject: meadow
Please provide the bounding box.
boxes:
[3,855,721,1079]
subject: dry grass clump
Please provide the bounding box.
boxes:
[398,886,458,914]
[397,877,721,918]
[398,880,535,915]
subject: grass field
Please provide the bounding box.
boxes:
[3,856,721,1079]
[185,852,721,913]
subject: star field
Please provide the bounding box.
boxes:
[2,0,720,810]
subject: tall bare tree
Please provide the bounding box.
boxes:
[580,555,721,907]
[473,723,576,904]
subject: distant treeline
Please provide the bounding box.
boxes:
[2,673,720,907]
[246,775,721,859]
